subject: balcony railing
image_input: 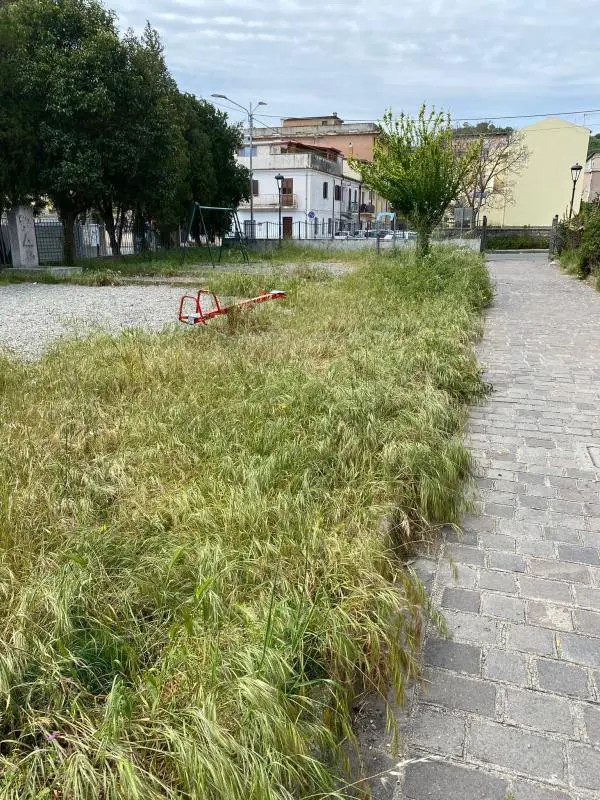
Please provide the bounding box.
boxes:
[360,203,375,214]
[239,193,298,209]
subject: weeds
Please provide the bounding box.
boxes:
[0,248,490,798]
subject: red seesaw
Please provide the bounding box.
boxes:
[178,288,286,325]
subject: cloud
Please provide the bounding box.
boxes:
[109,0,600,130]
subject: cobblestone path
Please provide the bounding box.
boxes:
[398,254,600,800]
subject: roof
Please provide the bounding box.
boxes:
[278,139,343,157]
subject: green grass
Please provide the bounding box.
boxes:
[486,234,548,250]
[0,248,491,798]
[0,243,368,285]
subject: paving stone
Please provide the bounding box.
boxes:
[440,609,500,645]
[421,667,496,716]
[482,592,526,622]
[519,576,573,604]
[423,638,481,675]
[484,648,530,686]
[582,703,600,746]
[568,743,600,791]
[469,719,565,782]
[479,532,516,552]
[507,625,557,656]
[441,587,481,613]
[558,632,600,667]
[574,586,600,611]
[444,528,478,545]
[544,527,582,544]
[511,781,571,800]
[480,569,518,593]
[557,544,600,566]
[402,759,508,800]
[504,688,573,735]
[536,658,590,699]
[573,609,600,637]
[528,558,591,584]
[445,543,485,567]
[518,539,557,559]
[438,561,479,589]
[527,601,573,631]
[489,551,527,572]
[484,502,516,519]
[409,706,465,756]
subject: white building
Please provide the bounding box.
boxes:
[236,139,361,239]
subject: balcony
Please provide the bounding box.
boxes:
[239,194,298,210]
[360,203,375,214]
[238,153,342,176]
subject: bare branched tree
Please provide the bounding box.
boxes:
[457,131,530,224]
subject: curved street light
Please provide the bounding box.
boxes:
[569,162,583,220]
[211,94,267,239]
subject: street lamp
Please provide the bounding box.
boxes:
[569,162,583,220]
[211,94,267,238]
[275,173,284,243]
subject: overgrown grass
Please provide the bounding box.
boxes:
[0,248,491,798]
[486,234,548,250]
[0,243,368,285]
[559,249,600,290]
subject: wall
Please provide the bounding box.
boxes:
[485,118,590,226]
[583,153,600,202]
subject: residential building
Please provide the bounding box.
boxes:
[582,151,600,203]
[250,115,388,228]
[236,139,361,238]
[484,118,590,226]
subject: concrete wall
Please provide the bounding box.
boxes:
[485,118,590,226]
[582,153,600,202]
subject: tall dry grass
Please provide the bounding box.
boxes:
[0,248,490,798]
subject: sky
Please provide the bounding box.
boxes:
[110,0,600,132]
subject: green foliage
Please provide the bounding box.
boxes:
[559,199,600,284]
[0,249,490,798]
[455,121,514,136]
[175,94,249,240]
[486,233,547,250]
[0,0,246,261]
[587,132,600,158]
[350,106,478,257]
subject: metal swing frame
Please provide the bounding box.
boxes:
[181,203,249,268]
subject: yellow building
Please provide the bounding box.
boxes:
[485,118,590,226]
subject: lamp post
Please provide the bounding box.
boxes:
[211,94,267,238]
[569,162,583,220]
[275,173,284,243]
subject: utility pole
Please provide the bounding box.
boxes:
[211,94,267,239]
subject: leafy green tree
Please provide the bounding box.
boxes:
[175,93,248,240]
[1,0,124,263]
[93,24,185,256]
[588,132,600,158]
[350,106,478,257]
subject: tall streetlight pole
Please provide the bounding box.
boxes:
[569,162,583,220]
[211,94,267,239]
[275,173,284,243]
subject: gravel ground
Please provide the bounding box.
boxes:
[0,262,351,359]
[0,283,190,359]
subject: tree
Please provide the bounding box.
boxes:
[175,93,248,241]
[93,24,185,256]
[455,120,514,136]
[1,0,124,263]
[350,106,478,257]
[588,132,600,158]
[457,130,530,225]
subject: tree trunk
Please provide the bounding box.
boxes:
[416,228,430,259]
[60,209,77,266]
[101,204,120,257]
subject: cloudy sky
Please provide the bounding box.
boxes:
[110,0,599,132]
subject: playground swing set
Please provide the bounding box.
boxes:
[177,202,286,325]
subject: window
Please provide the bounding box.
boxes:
[238,146,257,157]
[327,218,332,235]
[252,179,259,197]
[322,182,328,200]
[314,217,319,235]
[334,184,341,201]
